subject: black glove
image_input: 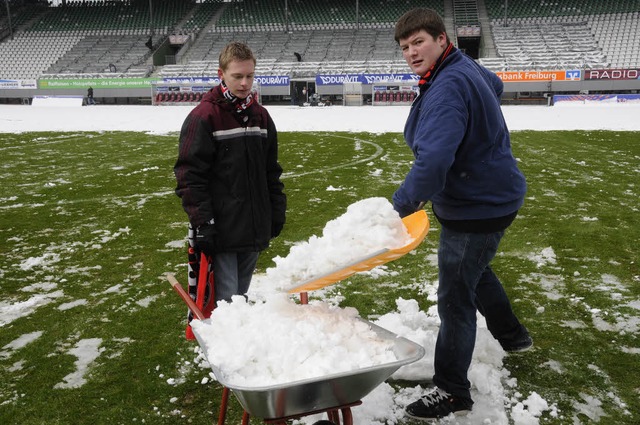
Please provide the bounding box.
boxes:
[393,200,417,218]
[271,222,284,239]
[195,221,217,256]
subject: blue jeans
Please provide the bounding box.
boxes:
[212,252,259,303]
[432,226,524,403]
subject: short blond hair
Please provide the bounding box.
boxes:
[219,41,256,71]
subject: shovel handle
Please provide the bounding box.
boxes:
[167,273,206,321]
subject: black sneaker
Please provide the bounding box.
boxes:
[405,387,472,421]
[500,327,533,352]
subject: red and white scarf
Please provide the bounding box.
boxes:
[220,80,256,114]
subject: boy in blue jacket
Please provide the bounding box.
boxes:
[391,8,532,420]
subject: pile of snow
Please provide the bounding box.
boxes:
[191,294,399,387]
[190,198,417,388]
[265,197,412,290]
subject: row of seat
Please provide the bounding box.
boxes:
[373,90,417,104]
[179,28,404,69]
[0,31,84,79]
[29,1,192,32]
[484,0,638,19]
[178,2,224,33]
[454,0,480,26]
[0,31,154,79]
[155,91,204,104]
[213,0,443,28]
[490,20,609,71]
[45,34,152,75]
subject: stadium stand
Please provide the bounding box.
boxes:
[41,34,152,76]
[481,0,639,71]
[0,0,638,93]
[159,27,408,78]
[1,0,193,79]
[483,21,609,71]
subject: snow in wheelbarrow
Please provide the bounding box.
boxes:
[191,319,425,419]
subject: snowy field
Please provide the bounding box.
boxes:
[2,102,640,134]
[1,102,638,425]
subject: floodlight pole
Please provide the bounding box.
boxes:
[355,0,359,30]
[149,0,154,38]
[284,0,289,33]
[4,0,13,40]
[504,0,508,27]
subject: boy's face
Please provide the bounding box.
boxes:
[399,29,447,76]
[218,59,255,99]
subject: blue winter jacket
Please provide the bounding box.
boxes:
[393,49,526,221]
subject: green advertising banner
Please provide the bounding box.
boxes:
[39,78,156,89]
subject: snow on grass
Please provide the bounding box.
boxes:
[57,299,88,311]
[0,291,65,327]
[0,331,43,359]
[528,247,557,268]
[53,338,104,389]
[19,252,62,271]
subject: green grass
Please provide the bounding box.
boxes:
[0,130,638,424]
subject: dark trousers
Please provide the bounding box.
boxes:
[432,226,524,403]
[212,251,259,303]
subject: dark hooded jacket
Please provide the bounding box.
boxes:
[174,85,286,252]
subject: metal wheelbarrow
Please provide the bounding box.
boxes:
[167,210,430,424]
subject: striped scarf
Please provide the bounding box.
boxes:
[418,42,455,90]
[220,80,256,114]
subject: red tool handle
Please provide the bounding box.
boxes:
[167,273,206,321]
[196,253,209,313]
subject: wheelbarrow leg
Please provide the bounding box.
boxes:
[327,410,340,423]
[241,410,251,424]
[324,406,353,424]
[340,406,354,425]
[217,387,230,425]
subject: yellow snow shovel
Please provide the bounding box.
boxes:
[286,209,430,294]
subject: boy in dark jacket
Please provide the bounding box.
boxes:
[174,42,286,304]
[391,8,532,420]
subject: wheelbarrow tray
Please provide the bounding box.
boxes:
[192,319,425,419]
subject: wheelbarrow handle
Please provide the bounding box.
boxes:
[167,273,206,321]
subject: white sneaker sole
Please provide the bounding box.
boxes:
[406,409,471,421]
[506,342,533,353]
